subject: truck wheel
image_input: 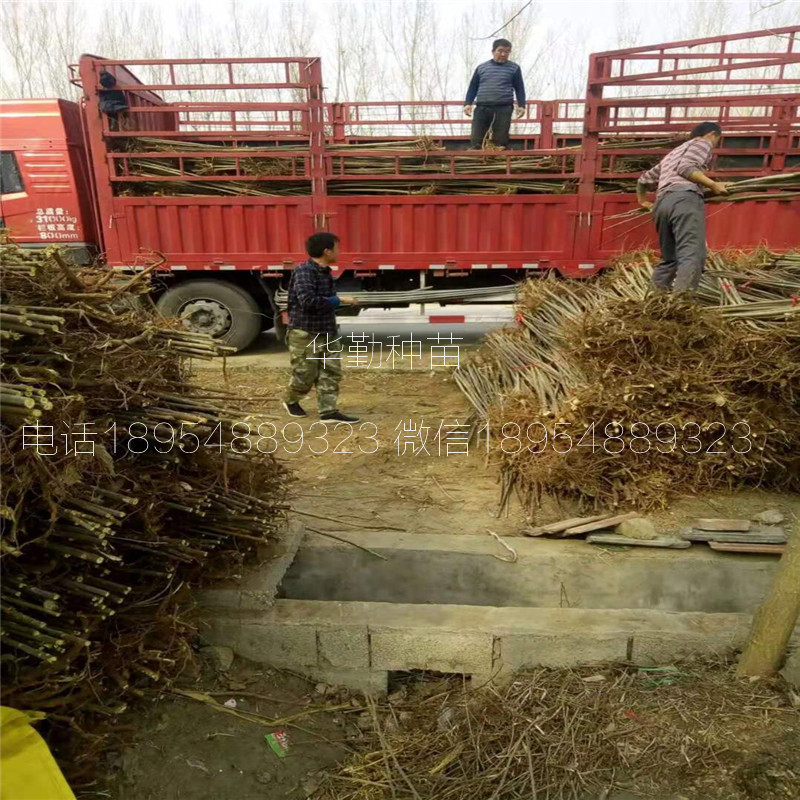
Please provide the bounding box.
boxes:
[156,281,262,352]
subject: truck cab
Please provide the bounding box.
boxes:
[0,99,98,262]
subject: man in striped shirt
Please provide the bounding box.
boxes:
[637,121,728,292]
[464,39,526,149]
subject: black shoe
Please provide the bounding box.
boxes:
[320,410,360,423]
[282,401,307,418]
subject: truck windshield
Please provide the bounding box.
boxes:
[0,152,24,194]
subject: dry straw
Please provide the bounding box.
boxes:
[318,661,799,800]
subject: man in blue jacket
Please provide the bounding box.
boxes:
[282,233,360,422]
[464,39,526,149]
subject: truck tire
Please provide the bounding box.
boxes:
[156,281,262,352]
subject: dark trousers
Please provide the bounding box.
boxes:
[470,104,513,148]
[652,190,707,291]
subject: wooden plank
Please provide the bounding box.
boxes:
[587,534,691,549]
[563,511,641,536]
[680,527,787,544]
[709,542,786,555]
[692,518,751,532]
[523,514,612,537]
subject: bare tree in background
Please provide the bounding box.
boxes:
[677,0,737,40]
[380,0,436,102]
[429,5,459,104]
[172,2,221,106]
[330,1,378,102]
[614,2,643,50]
[45,2,86,99]
[456,8,482,93]
[533,24,587,100]
[609,1,651,101]
[93,2,167,91]
[0,1,79,99]
[96,3,156,60]
[136,5,167,61]
[280,0,314,102]
[224,1,276,104]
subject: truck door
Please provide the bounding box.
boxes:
[0,151,34,233]
[1,148,93,263]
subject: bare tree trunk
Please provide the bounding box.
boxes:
[0,2,51,97]
[282,0,313,103]
[737,522,800,678]
[381,0,435,103]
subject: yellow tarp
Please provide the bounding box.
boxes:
[0,707,76,800]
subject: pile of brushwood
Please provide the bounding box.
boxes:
[318,660,799,800]
[0,240,290,785]
[454,248,800,512]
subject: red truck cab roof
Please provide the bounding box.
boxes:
[0,98,98,250]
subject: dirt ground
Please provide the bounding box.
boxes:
[103,342,800,800]
[106,657,347,800]
[193,347,800,539]
[105,655,799,800]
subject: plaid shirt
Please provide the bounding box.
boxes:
[287,259,339,334]
[637,138,713,199]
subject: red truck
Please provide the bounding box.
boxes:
[1,26,798,350]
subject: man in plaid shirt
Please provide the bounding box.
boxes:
[637,121,728,292]
[282,233,360,422]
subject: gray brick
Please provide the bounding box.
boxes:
[370,629,493,674]
[631,633,740,665]
[499,633,626,670]
[237,623,318,667]
[318,627,370,669]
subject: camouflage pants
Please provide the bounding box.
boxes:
[284,328,343,414]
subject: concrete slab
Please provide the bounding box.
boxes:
[279,531,780,613]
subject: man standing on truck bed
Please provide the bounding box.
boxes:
[282,233,360,423]
[464,39,526,149]
[637,122,728,292]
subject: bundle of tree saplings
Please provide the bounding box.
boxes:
[114,136,312,197]
[454,249,800,512]
[0,241,289,784]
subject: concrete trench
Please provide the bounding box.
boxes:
[198,525,792,693]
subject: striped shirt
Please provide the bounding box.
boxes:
[637,138,713,199]
[465,60,526,107]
